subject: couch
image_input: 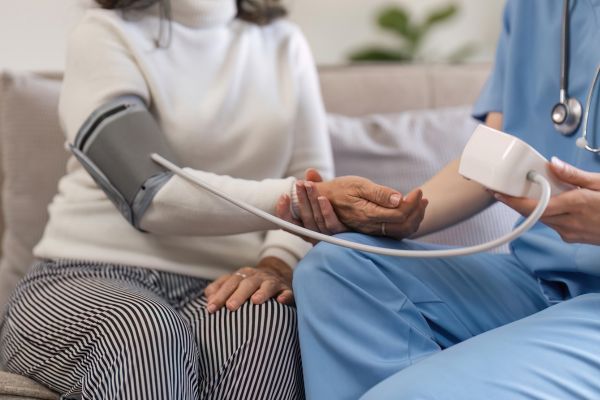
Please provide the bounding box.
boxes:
[0,63,516,399]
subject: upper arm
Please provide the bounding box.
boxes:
[486,112,504,130]
[284,27,334,181]
[472,1,512,123]
[59,15,150,142]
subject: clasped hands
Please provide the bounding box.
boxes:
[275,169,429,243]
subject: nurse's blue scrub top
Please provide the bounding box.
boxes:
[472,0,600,301]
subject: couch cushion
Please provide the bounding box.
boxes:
[0,371,58,400]
[328,107,520,251]
[319,64,490,117]
[0,72,67,312]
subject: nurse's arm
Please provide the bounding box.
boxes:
[411,113,503,238]
[496,157,600,246]
[277,113,501,240]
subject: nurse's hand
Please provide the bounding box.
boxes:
[276,170,428,240]
[204,256,293,313]
[495,157,600,245]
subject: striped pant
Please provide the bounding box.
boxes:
[0,260,304,399]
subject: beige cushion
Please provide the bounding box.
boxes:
[319,63,491,117]
[0,72,67,312]
[0,371,58,400]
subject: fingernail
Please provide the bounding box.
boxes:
[207,304,217,313]
[390,194,402,206]
[494,193,504,201]
[305,182,313,192]
[551,156,566,171]
[227,301,238,310]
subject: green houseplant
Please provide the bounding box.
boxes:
[350,3,474,63]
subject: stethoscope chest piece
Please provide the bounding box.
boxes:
[551,97,582,135]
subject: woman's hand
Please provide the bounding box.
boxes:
[496,157,600,245]
[275,169,349,244]
[204,256,293,313]
[276,170,428,241]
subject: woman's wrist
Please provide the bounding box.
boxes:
[290,181,301,219]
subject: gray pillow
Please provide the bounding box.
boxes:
[0,72,67,312]
[328,107,520,251]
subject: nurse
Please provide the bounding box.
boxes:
[281,0,600,398]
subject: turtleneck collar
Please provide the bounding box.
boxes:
[170,0,237,28]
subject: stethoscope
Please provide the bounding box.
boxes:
[551,0,600,152]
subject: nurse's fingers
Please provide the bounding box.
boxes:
[495,189,582,217]
[541,214,589,244]
[549,157,600,190]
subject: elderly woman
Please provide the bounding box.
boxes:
[0,0,341,398]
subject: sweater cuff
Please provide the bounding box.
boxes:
[259,230,312,269]
[290,182,301,219]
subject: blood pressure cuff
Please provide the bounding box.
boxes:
[70,96,179,231]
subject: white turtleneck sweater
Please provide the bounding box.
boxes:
[33,0,334,279]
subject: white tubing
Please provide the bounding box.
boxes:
[152,154,551,258]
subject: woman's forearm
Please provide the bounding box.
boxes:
[413,113,503,237]
[139,169,294,236]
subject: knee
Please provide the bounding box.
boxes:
[548,293,600,319]
[225,300,300,368]
[293,233,370,294]
[103,299,194,355]
[247,300,298,342]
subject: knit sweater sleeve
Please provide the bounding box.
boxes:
[60,14,298,237]
[259,26,335,268]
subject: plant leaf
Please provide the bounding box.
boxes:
[349,47,411,62]
[378,7,412,38]
[424,4,458,29]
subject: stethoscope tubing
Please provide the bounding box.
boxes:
[152,153,551,259]
[580,66,600,153]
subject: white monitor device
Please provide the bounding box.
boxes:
[459,124,571,198]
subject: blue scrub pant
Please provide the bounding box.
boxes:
[293,233,600,400]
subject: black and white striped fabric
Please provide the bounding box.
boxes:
[0,260,304,399]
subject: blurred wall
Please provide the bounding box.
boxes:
[0,0,504,70]
[289,0,505,64]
